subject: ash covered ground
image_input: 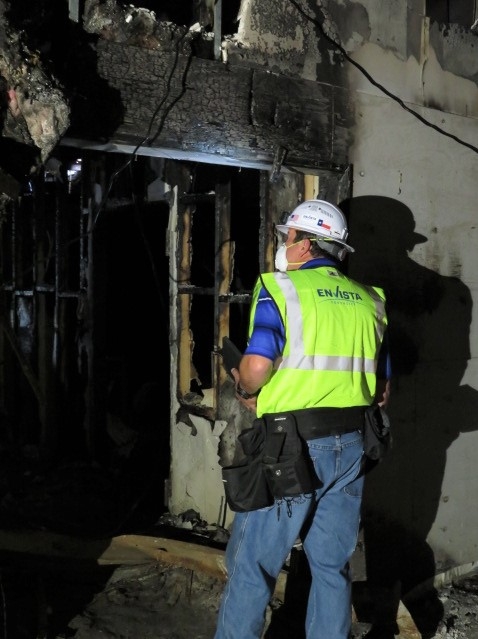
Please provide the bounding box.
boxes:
[48,559,478,639]
[44,553,478,639]
[0,457,476,639]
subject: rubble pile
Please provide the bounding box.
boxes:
[433,570,478,638]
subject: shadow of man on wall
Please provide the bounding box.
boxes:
[341,195,477,638]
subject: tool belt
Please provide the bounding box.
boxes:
[267,406,366,441]
[221,406,367,513]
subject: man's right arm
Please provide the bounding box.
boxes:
[233,286,284,407]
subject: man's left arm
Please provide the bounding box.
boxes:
[375,330,392,408]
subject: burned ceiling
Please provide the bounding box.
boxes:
[0,0,203,204]
[0,0,352,213]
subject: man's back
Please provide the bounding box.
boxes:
[253,266,387,415]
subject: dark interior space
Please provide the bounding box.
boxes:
[0,153,264,538]
[95,194,171,532]
[0,150,172,538]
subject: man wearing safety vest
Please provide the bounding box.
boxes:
[215,199,391,639]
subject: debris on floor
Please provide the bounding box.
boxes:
[64,562,222,639]
[0,454,477,638]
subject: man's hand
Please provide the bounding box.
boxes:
[376,378,391,408]
[231,368,258,412]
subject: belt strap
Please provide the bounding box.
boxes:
[262,406,366,441]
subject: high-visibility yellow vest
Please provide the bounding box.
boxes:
[249,267,388,417]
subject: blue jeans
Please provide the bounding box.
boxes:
[214,430,364,639]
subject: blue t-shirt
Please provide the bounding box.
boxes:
[244,258,391,379]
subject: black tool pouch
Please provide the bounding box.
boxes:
[363,405,391,461]
[221,420,274,513]
[262,413,322,498]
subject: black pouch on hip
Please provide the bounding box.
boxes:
[221,419,273,513]
[363,405,391,461]
[262,413,322,498]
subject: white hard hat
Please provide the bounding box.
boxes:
[276,199,354,254]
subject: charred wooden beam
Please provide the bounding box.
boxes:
[64,40,353,174]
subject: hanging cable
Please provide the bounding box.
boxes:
[92,25,195,230]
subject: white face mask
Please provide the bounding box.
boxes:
[275,239,306,272]
[274,243,289,272]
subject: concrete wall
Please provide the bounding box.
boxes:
[345,7,478,570]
